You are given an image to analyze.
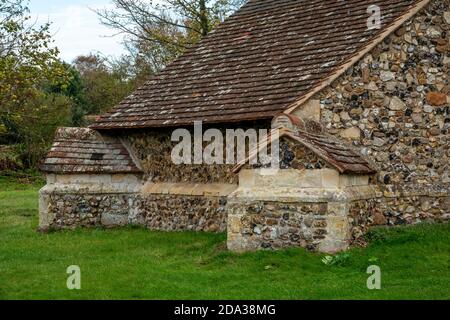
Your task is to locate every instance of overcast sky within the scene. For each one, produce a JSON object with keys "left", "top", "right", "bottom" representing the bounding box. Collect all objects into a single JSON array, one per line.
[{"left": 29, "top": 0, "right": 126, "bottom": 63}]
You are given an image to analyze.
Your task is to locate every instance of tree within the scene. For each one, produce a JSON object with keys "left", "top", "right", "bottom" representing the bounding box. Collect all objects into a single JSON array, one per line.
[
  {"left": 0, "top": 0, "right": 72, "bottom": 166},
  {"left": 72, "top": 54, "right": 136, "bottom": 117},
  {"left": 96, "top": 0, "right": 245, "bottom": 73},
  {"left": 45, "top": 62, "right": 87, "bottom": 126}
]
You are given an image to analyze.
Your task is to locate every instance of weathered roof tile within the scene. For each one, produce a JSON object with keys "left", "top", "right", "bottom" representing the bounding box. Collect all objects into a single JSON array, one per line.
[
  {"left": 91, "top": 0, "right": 424, "bottom": 129},
  {"left": 233, "top": 114, "right": 377, "bottom": 175},
  {"left": 39, "top": 128, "right": 142, "bottom": 174}
]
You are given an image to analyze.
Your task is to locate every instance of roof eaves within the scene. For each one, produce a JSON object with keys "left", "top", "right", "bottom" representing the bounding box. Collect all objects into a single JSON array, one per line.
[{"left": 232, "top": 127, "right": 377, "bottom": 175}]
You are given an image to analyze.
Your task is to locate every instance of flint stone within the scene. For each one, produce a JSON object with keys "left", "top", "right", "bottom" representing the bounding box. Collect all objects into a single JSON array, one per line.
[{"left": 389, "top": 96, "right": 406, "bottom": 111}]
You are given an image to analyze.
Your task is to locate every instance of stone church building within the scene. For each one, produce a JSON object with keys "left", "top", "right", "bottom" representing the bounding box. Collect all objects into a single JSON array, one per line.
[{"left": 39, "top": 0, "right": 449, "bottom": 253}]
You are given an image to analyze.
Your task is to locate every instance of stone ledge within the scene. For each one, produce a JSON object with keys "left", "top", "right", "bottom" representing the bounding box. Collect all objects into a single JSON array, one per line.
[
  {"left": 228, "top": 185, "right": 377, "bottom": 203},
  {"left": 142, "top": 183, "right": 237, "bottom": 197},
  {"left": 39, "top": 183, "right": 141, "bottom": 195},
  {"left": 378, "top": 184, "right": 450, "bottom": 198},
  {"left": 239, "top": 169, "right": 372, "bottom": 190},
  {"left": 47, "top": 173, "right": 141, "bottom": 185}
]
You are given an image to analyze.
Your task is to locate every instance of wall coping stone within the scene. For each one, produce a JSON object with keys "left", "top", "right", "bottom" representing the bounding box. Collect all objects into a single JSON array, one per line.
[
  {"left": 142, "top": 182, "right": 238, "bottom": 197},
  {"left": 378, "top": 184, "right": 450, "bottom": 198},
  {"left": 228, "top": 185, "right": 377, "bottom": 203},
  {"left": 40, "top": 183, "right": 141, "bottom": 195}
]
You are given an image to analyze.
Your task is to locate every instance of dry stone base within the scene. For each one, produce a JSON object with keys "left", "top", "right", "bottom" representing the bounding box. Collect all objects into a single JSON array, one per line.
[
  {"left": 39, "top": 191, "right": 227, "bottom": 233},
  {"left": 227, "top": 201, "right": 330, "bottom": 252},
  {"left": 376, "top": 184, "right": 450, "bottom": 225},
  {"left": 39, "top": 171, "right": 448, "bottom": 253},
  {"left": 39, "top": 182, "right": 448, "bottom": 253},
  {"left": 138, "top": 195, "right": 227, "bottom": 232},
  {"left": 227, "top": 198, "right": 372, "bottom": 254}
]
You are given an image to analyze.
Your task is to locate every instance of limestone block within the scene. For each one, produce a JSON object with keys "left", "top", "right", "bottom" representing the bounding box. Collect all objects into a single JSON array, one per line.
[
  {"left": 227, "top": 232, "right": 260, "bottom": 252},
  {"left": 101, "top": 212, "right": 130, "bottom": 227},
  {"left": 227, "top": 233, "right": 246, "bottom": 252},
  {"left": 339, "top": 127, "right": 361, "bottom": 140},
  {"left": 38, "top": 190, "right": 56, "bottom": 230},
  {"left": 190, "top": 184, "right": 204, "bottom": 196},
  {"left": 143, "top": 182, "right": 237, "bottom": 196},
  {"left": 143, "top": 182, "right": 172, "bottom": 194},
  {"left": 46, "top": 174, "right": 56, "bottom": 184},
  {"left": 169, "top": 183, "right": 194, "bottom": 195},
  {"left": 55, "top": 174, "right": 112, "bottom": 185},
  {"left": 111, "top": 174, "right": 139, "bottom": 184},
  {"left": 340, "top": 175, "right": 370, "bottom": 187},
  {"left": 327, "top": 202, "right": 348, "bottom": 216},
  {"left": 240, "top": 168, "right": 341, "bottom": 189},
  {"left": 228, "top": 215, "right": 243, "bottom": 234},
  {"left": 318, "top": 239, "right": 349, "bottom": 254},
  {"left": 293, "top": 99, "right": 321, "bottom": 122},
  {"left": 203, "top": 184, "right": 238, "bottom": 197},
  {"left": 239, "top": 170, "right": 256, "bottom": 188},
  {"left": 321, "top": 169, "right": 340, "bottom": 188},
  {"left": 318, "top": 216, "right": 351, "bottom": 253}
]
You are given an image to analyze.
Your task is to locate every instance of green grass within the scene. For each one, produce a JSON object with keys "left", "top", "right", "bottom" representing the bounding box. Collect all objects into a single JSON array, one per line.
[
  {"left": 0, "top": 175, "right": 449, "bottom": 300},
  {"left": 0, "top": 171, "right": 45, "bottom": 191}
]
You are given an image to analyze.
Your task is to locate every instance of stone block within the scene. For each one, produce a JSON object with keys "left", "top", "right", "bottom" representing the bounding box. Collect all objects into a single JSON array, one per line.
[
  {"left": 321, "top": 169, "right": 340, "bottom": 188},
  {"left": 327, "top": 202, "right": 348, "bottom": 216},
  {"left": 242, "top": 168, "right": 337, "bottom": 189},
  {"left": 339, "top": 127, "right": 361, "bottom": 140},
  {"left": 293, "top": 99, "right": 321, "bottom": 122},
  {"left": 38, "top": 191, "right": 56, "bottom": 230},
  {"left": 426, "top": 92, "right": 447, "bottom": 106},
  {"left": 340, "top": 175, "right": 370, "bottom": 187},
  {"left": 317, "top": 215, "right": 351, "bottom": 253},
  {"left": 46, "top": 174, "right": 56, "bottom": 184},
  {"left": 55, "top": 174, "right": 113, "bottom": 185},
  {"left": 169, "top": 183, "right": 194, "bottom": 195},
  {"left": 203, "top": 184, "right": 238, "bottom": 197},
  {"left": 101, "top": 212, "right": 129, "bottom": 227},
  {"left": 227, "top": 233, "right": 247, "bottom": 252},
  {"left": 111, "top": 174, "right": 139, "bottom": 184},
  {"left": 318, "top": 239, "right": 349, "bottom": 254},
  {"left": 239, "top": 170, "right": 256, "bottom": 188}
]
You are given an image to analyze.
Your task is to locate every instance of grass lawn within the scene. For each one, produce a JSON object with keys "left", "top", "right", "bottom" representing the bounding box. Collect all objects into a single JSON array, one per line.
[{"left": 0, "top": 175, "right": 449, "bottom": 300}]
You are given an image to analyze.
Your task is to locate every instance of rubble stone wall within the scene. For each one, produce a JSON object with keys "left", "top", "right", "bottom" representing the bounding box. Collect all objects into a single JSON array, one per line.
[
  {"left": 227, "top": 200, "right": 329, "bottom": 252},
  {"left": 40, "top": 191, "right": 228, "bottom": 232},
  {"left": 124, "top": 121, "right": 270, "bottom": 184},
  {"left": 39, "top": 174, "right": 229, "bottom": 232},
  {"left": 226, "top": 169, "right": 377, "bottom": 253},
  {"left": 307, "top": 0, "right": 450, "bottom": 223}
]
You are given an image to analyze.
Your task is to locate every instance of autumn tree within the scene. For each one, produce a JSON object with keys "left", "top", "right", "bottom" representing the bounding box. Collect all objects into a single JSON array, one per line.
[
  {"left": 0, "top": 0, "right": 72, "bottom": 166},
  {"left": 72, "top": 54, "right": 136, "bottom": 118},
  {"left": 96, "top": 0, "right": 245, "bottom": 73}
]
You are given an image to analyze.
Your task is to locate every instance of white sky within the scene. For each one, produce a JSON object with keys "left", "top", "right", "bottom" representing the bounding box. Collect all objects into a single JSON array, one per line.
[{"left": 29, "top": 0, "right": 127, "bottom": 63}]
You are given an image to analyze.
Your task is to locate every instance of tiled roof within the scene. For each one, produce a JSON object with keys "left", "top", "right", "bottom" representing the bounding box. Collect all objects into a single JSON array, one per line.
[
  {"left": 39, "top": 128, "right": 142, "bottom": 174},
  {"left": 91, "top": 0, "right": 425, "bottom": 130},
  {"left": 233, "top": 115, "right": 377, "bottom": 175},
  {"left": 283, "top": 130, "right": 377, "bottom": 175}
]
